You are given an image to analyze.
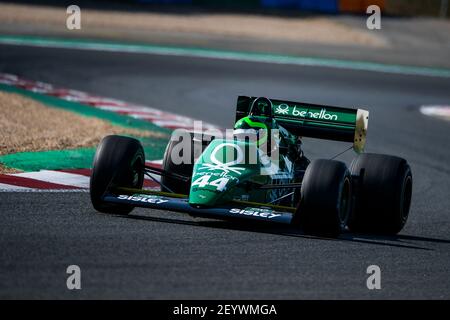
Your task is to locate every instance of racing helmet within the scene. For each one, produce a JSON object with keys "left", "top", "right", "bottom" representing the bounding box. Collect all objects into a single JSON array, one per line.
[
  {"left": 233, "top": 115, "right": 269, "bottom": 147},
  {"left": 249, "top": 97, "right": 273, "bottom": 118}
]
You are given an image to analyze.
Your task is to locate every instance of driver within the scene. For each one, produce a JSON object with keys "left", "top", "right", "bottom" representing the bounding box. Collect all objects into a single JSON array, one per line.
[
  {"left": 233, "top": 97, "right": 309, "bottom": 170},
  {"left": 233, "top": 97, "right": 278, "bottom": 150},
  {"left": 233, "top": 114, "right": 274, "bottom": 150}
]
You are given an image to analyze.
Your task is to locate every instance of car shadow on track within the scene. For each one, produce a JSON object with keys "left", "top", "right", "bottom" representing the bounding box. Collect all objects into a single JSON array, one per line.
[{"left": 117, "top": 213, "right": 448, "bottom": 251}]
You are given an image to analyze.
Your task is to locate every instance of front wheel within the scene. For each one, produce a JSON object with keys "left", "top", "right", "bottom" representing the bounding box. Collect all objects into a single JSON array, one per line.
[
  {"left": 90, "top": 135, "right": 145, "bottom": 214},
  {"left": 293, "top": 159, "right": 352, "bottom": 238}
]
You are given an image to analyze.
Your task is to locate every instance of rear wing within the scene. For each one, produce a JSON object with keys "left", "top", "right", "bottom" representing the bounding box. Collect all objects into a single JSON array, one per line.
[{"left": 235, "top": 96, "right": 369, "bottom": 153}]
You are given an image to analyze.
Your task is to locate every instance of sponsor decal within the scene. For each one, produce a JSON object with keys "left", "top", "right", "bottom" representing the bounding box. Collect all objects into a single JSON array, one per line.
[
  {"left": 200, "top": 143, "right": 246, "bottom": 175},
  {"left": 191, "top": 175, "right": 230, "bottom": 191},
  {"left": 274, "top": 104, "right": 338, "bottom": 121},
  {"left": 117, "top": 194, "right": 168, "bottom": 204},
  {"left": 229, "top": 208, "right": 281, "bottom": 219},
  {"left": 275, "top": 104, "right": 290, "bottom": 115}
]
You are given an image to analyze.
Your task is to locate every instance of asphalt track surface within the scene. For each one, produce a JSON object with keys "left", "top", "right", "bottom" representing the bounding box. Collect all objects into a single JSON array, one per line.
[{"left": 1, "top": 44, "right": 450, "bottom": 299}]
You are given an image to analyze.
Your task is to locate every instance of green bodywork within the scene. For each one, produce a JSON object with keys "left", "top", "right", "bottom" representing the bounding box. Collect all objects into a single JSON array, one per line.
[
  {"left": 188, "top": 127, "right": 299, "bottom": 207},
  {"left": 189, "top": 139, "right": 267, "bottom": 206}
]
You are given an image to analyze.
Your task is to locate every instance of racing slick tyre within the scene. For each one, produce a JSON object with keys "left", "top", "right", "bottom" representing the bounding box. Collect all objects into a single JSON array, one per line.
[
  {"left": 348, "top": 153, "right": 412, "bottom": 234},
  {"left": 90, "top": 135, "right": 145, "bottom": 215},
  {"left": 294, "top": 159, "right": 352, "bottom": 238},
  {"left": 161, "top": 132, "right": 201, "bottom": 195}
]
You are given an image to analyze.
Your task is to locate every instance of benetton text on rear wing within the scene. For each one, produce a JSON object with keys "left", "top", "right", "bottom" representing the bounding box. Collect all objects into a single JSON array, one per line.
[{"left": 235, "top": 96, "right": 369, "bottom": 153}]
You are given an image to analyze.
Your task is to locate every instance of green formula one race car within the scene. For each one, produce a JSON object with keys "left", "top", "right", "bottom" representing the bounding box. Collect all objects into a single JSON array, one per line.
[{"left": 89, "top": 96, "right": 413, "bottom": 237}]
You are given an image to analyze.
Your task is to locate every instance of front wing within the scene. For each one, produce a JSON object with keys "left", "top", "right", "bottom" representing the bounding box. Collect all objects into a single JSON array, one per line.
[{"left": 103, "top": 188, "right": 294, "bottom": 225}]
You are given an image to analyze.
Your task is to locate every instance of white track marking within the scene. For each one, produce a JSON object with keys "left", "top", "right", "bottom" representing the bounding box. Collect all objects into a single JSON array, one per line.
[
  {"left": 0, "top": 189, "right": 88, "bottom": 193},
  {"left": 11, "top": 170, "right": 89, "bottom": 188},
  {"left": 420, "top": 105, "right": 450, "bottom": 120},
  {"left": 145, "top": 160, "right": 163, "bottom": 182},
  {"left": 0, "top": 159, "right": 165, "bottom": 191},
  {"left": 0, "top": 183, "right": 31, "bottom": 190},
  {"left": 146, "top": 159, "right": 163, "bottom": 166},
  {"left": 1, "top": 36, "right": 450, "bottom": 78},
  {"left": 145, "top": 174, "right": 161, "bottom": 182}
]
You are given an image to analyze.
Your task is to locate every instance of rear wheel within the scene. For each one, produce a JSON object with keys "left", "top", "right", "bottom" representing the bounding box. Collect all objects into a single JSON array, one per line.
[
  {"left": 90, "top": 135, "right": 145, "bottom": 214},
  {"left": 293, "top": 159, "right": 352, "bottom": 238},
  {"left": 349, "top": 153, "right": 412, "bottom": 234}
]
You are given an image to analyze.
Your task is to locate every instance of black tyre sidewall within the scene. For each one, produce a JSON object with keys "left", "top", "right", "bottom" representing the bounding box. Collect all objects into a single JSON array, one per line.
[
  {"left": 349, "top": 153, "right": 413, "bottom": 234},
  {"left": 90, "top": 135, "right": 145, "bottom": 214},
  {"left": 295, "top": 159, "right": 352, "bottom": 237}
]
